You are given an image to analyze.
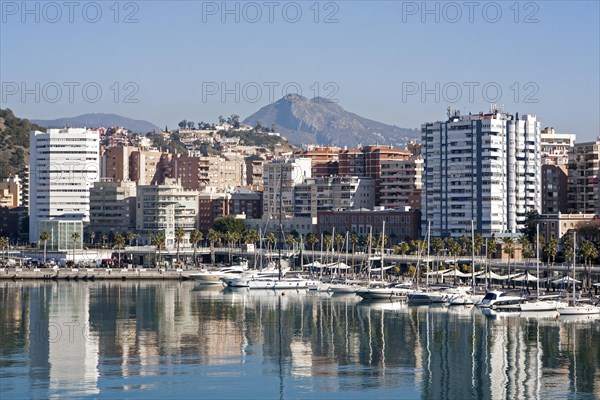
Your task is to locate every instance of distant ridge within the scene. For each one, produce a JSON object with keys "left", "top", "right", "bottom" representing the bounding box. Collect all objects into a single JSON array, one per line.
[
  {"left": 243, "top": 94, "right": 419, "bottom": 148},
  {"left": 31, "top": 113, "right": 160, "bottom": 133}
]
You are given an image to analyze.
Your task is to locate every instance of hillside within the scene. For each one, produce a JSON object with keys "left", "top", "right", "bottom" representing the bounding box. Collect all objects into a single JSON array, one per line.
[
  {"left": 31, "top": 113, "right": 160, "bottom": 133},
  {"left": 243, "top": 94, "right": 419, "bottom": 148},
  {"left": 0, "top": 109, "right": 45, "bottom": 179}
]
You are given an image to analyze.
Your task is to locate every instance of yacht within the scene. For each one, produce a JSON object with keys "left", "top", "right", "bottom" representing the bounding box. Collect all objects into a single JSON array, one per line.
[
  {"left": 478, "top": 291, "right": 524, "bottom": 310},
  {"left": 190, "top": 260, "right": 249, "bottom": 284},
  {"left": 520, "top": 296, "right": 563, "bottom": 312},
  {"left": 557, "top": 302, "right": 600, "bottom": 316},
  {"left": 355, "top": 283, "right": 414, "bottom": 301}
]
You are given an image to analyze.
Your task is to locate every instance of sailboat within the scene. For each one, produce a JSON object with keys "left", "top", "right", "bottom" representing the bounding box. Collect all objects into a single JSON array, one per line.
[
  {"left": 356, "top": 221, "right": 414, "bottom": 300},
  {"left": 520, "top": 224, "right": 561, "bottom": 312},
  {"left": 557, "top": 231, "right": 600, "bottom": 316}
]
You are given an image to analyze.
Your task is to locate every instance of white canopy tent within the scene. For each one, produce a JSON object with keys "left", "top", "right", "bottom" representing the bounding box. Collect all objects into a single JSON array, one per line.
[
  {"left": 512, "top": 273, "right": 539, "bottom": 282},
  {"left": 552, "top": 276, "right": 581, "bottom": 285}
]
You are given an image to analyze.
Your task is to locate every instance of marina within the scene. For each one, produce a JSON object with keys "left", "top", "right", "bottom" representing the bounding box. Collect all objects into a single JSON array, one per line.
[{"left": 1, "top": 280, "right": 599, "bottom": 399}]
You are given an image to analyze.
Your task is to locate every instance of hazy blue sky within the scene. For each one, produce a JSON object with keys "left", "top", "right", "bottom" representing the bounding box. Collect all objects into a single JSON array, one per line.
[{"left": 1, "top": 1, "right": 598, "bottom": 140}]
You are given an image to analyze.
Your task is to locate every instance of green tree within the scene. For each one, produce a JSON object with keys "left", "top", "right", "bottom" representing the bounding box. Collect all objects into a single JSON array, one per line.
[
  {"left": 520, "top": 209, "right": 541, "bottom": 243},
  {"left": 189, "top": 229, "right": 203, "bottom": 268},
  {"left": 307, "top": 233, "right": 319, "bottom": 255},
  {"left": 349, "top": 232, "right": 358, "bottom": 253},
  {"left": 101, "top": 233, "right": 108, "bottom": 248},
  {"left": 174, "top": 227, "right": 186, "bottom": 268},
  {"left": 580, "top": 240, "right": 598, "bottom": 290},
  {"left": 206, "top": 229, "right": 221, "bottom": 266},
  {"left": 473, "top": 233, "right": 484, "bottom": 256},
  {"left": 151, "top": 232, "right": 165, "bottom": 268},
  {"left": 395, "top": 242, "right": 410, "bottom": 256},
  {"left": 543, "top": 236, "right": 558, "bottom": 288},
  {"left": 334, "top": 233, "right": 345, "bottom": 252},
  {"left": 518, "top": 235, "right": 534, "bottom": 261},
  {"left": 503, "top": 237, "right": 515, "bottom": 280},
  {"left": 0, "top": 237, "right": 8, "bottom": 261},
  {"left": 89, "top": 231, "right": 96, "bottom": 248},
  {"left": 265, "top": 232, "right": 277, "bottom": 252},
  {"left": 126, "top": 232, "right": 135, "bottom": 246},
  {"left": 214, "top": 217, "right": 246, "bottom": 235},
  {"left": 562, "top": 234, "right": 574, "bottom": 262},
  {"left": 71, "top": 232, "right": 81, "bottom": 268},
  {"left": 458, "top": 235, "right": 471, "bottom": 256},
  {"left": 285, "top": 234, "right": 297, "bottom": 249},
  {"left": 39, "top": 231, "right": 50, "bottom": 265},
  {"left": 113, "top": 233, "right": 126, "bottom": 268}
]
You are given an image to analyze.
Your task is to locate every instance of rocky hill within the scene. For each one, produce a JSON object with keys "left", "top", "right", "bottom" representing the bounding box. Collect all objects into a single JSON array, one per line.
[{"left": 243, "top": 94, "right": 419, "bottom": 148}]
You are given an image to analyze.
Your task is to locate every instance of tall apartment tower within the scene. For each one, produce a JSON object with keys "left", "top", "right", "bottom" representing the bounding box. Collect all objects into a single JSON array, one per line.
[
  {"left": 29, "top": 128, "right": 100, "bottom": 248},
  {"left": 421, "top": 110, "right": 541, "bottom": 238},
  {"left": 567, "top": 137, "right": 600, "bottom": 214},
  {"left": 263, "top": 158, "right": 312, "bottom": 220}
]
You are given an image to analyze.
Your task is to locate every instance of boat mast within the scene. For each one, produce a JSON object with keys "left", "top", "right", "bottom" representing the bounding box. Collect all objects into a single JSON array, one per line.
[
  {"left": 380, "top": 221, "right": 386, "bottom": 282},
  {"left": 572, "top": 231, "right": 576, "bottom": 305},
  {"left": 367, "top": 225, "right": 373, "bottom": 284},
  {"left": 426, "top": 221, "right": 431, "bottom": 289},
  {"left": 471, "top": 220, "right": 475, "bottom": 294},
  {"left": 536, "top": 224, "right": 540, "bottom": 298},
  {"left": 278, "top": 163, "right": 283, "bottom": 281}
]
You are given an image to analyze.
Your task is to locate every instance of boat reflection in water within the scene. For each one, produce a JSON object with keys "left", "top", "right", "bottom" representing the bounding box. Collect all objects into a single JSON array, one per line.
[{"left": 1, "top": 281, "right": 599, "bottom": 399}]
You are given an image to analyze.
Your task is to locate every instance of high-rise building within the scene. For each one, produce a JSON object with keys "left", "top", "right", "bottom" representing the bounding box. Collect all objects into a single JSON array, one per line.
[
  {"left": 294, "top": 176, "right": 375, "bottom": 218},
  {"left": 542, "top": 164, "right": 569, "bottom": 214},
  {"left": 29, "top": 128, "right": 100, "bottom": 248},
  {"left": 89, "top": 180, "right": 137, "bottom": 235},
  {"left": 263, "top": 158, "right": 312, "bottom": 220},
  {"left": 339, "top": 145, "right": 411, "bottom": 205},
  {"left": 540, "top": 128, "right": 575, "bottom": 165},
  {"left": 380, "top": 156, "right": 423, "bottom": 210},
  {"left": 299, "top": 147, "right": 340, "bottom": 177},
  {"left": 173, "top": 155, "right": 244, "bottom": 191},
  {"left": 136, "top": 179, "right": 198, "bottom": 247},
  {"left": 567, "top": 137, "right": 600, "bottom": 214},
  {"left": 421, "top": 110, "right": 541, "bottom": 237}
]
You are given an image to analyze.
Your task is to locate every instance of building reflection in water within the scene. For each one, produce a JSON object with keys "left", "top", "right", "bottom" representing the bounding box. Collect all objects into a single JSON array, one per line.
[{"left": 0, "top": 281, "right": 599, "bottom": 399}]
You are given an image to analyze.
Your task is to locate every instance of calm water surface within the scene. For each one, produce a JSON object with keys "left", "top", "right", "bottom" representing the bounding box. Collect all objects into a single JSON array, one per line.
[{"left": 1, "top": 281, "right": 599, "bottom": 399}]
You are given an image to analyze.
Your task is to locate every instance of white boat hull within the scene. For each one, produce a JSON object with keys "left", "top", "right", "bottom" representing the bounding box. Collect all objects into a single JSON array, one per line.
[
  {"left": 557, "top": 305, "right": 600, "bottom": 315},
  {"left": 520, "top": 300, "right": 560, "bottom": 312}
]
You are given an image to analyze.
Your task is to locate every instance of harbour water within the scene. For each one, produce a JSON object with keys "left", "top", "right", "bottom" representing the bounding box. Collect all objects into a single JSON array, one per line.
[{"left": 1, "top": 281, "right": 599, "bottom": 399}]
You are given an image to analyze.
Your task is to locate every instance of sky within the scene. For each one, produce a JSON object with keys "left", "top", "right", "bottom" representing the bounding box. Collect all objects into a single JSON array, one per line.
[{"left": 1, "top": 0, "right": 599, "bottom": 141}]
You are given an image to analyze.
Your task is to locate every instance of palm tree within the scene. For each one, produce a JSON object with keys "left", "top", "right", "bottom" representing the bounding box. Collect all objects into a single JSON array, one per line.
[
  {"left": 265, "top": 232, "right": 277, "bottom": 252},
  {"left": 189, "top": 229, "right": 203, "bottom": 268},
  {"left": 285, "top": 233, "right": 297, "bottom": 250},
  {"left": 307, "top": 233, "right": 319, "bottom": 255},
  {"left": 580, "top": 240, "right": 598, "bottom": 291},
  {"left": 174, "top": 227, "right": 186, "bottom": 268},
  {"left": 0, "top": 236, "right": 8, "bottom": 262},
  {"left": 562, "top": 234, "right": 574, "bottom": 262},
  {"left": 151, "top": 232, "right": 165, "bottom": 268},
  {"left": 543, "top": 236, "right": 558, "bottom": 288},
  {"left": 206, "top": 229, "right": 220, "bottom": 266},
  {"left": 502, "top": 237, "right": 515, "bottom": 284},
  {"left": 39, "top": 231, "right": 50, "bottom": 266},
  {"left": 101, "top": 233, "right": 108, "bottom": 248},
  {"left": 225, "top": 231, "right": 240, "bottom": 263},
  {"left": 473, "top": 233, "right": 484, "bottom": 256},
  {"left": 518, "top": 235, "right": 534, "bottom": 265},
  {"left": 89, "top": 231, "right": 96, "bottom": 248},
  {"left": 71, "top": 232, "right": 81, "bottom": 268},
  {"left": 126, "top": 232, "right": 135, "bottom": 247},
  {"left": 113, "top": 232, "right": 126, "bottom": 268},
  {"left": 334, "top": 233, "right": 345, "bottom": 253},
  {"left": 458, "top": 235, "right": 471, "bottom": 256},
  {"left": 349, "top": 232, "right": 358, "bottom": 253}
]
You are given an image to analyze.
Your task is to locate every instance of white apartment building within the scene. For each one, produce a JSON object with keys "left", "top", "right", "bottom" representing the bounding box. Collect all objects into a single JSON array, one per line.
[
  {"left": 263, "top": 158, "right": 311, "bottom": 220},
  {"left": 136, "top": 179, "right": 198, "bottom": 247},
  {"left": 294, "top": 176, "right": 375, "bottom": 218},
  {"left": 540, "top": 128, "right": 575, "bottom": 165},
  {"left": 421, "top": 110, "right": 541, "bottom": 238},
  {"left": 29, "top": 128, "right": 100, "bottom": 249}
]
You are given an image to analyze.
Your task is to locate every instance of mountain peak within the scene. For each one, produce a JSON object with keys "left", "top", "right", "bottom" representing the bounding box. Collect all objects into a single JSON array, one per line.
[{"left": 244, "top": 97, "right": 418, "bottom": 147}]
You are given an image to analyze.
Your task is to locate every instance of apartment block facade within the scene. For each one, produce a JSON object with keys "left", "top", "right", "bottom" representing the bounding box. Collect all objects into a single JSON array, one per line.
[
  {"left": 567, "top": 137, "right": 600, "bottom": 214},
  {"left": 29, "top": 128, "right": 100, "bottom": 248},
  {"left": 421, "top": 111, "right": 541, "bottom": 237}
]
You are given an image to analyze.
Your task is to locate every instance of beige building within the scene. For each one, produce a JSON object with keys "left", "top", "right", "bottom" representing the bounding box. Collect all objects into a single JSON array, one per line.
[
  {"left": 567, "top": 137, "right": 600, "bottom": 213},
  {"left": 263, "top": 158, "right": 312, "bottom": 220},
  {"left": 89, "top": 180, "right": 137, "bottom": 234},
  {"left": 136, "top": 179, "right": 198, "bottom": 248},
  {"left": 0, "top": 175, "right": 22, "bottom": 208},
  {"left": 538, "top": 213, "right": 598, "bottom": 241},
  {"left": 380, "top": 157, "right": 423, "bottom": 210},
  {"left": 102, "top": 146, "right": 169, "bottom": 185},
  {"left": 173, "top": 155, "right": 244, "bottom": 191},
  {"left": 294, "top": 176, "right": 375, "bottom": 218},
  {"left": 541, "top": 127, "right": 575, "bottom": 165}
]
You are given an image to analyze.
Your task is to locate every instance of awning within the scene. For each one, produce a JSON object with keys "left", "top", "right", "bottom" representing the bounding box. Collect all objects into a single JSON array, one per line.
[
  {"left": 552, "top": 276, "right": 581, "bottom": 285},
  {"left": 512, "top": 273, "right": 539, "bottom": 282}
]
